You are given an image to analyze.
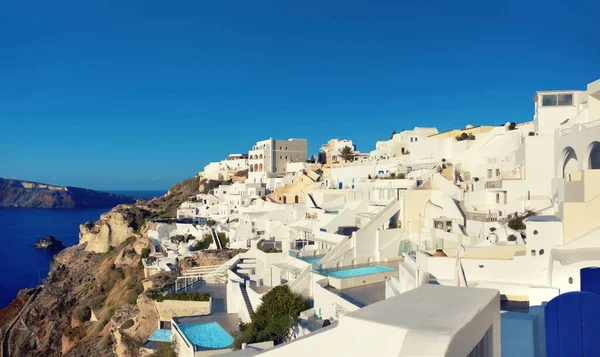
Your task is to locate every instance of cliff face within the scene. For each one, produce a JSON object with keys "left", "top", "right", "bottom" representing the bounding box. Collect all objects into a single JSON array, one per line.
[
  {"left": 0, "top": 177, "right": 137, "bottom": 209},
  {"left": 0, "top": 175, "right": 217, "bottom": 357},
  {"left": 0, "top": 175, "right": 230, "bottom": 357}
]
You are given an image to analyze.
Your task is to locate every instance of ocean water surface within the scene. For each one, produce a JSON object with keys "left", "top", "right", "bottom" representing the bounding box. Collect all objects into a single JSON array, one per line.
[{"left": 0, "top": 190, "right": 165, "bottom": 308}]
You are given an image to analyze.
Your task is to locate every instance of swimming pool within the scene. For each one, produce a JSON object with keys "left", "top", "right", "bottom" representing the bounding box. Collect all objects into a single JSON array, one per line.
[
  {"left": 302, "top": 257, "right": 322, "bottom": 264},
  {"left": 320, "top": 265, "right": 395, "bottom": 279},
  {"left": 149, "top": 329, "right": 172, "bottom": 342},
  {"left": 178, "top": 322, "right": 234, "bottom": 349}
]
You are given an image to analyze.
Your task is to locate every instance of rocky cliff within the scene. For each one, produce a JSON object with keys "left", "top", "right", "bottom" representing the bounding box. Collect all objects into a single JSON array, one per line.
[
  {"left": 0, "top": 177, "right": 137, "bottom": 209},
  {"left": 0, "top": 175, "right": 222, "bottom": 357}
]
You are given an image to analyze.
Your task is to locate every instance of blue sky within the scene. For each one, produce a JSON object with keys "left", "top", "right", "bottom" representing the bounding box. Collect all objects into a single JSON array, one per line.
[{"left": 1, "top": 0, "right": 598, "bottom": 190}]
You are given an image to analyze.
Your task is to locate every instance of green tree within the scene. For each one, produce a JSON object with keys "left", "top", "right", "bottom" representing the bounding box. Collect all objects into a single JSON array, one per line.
[
  {"left": 233, "top": 285, "right": 311, "bottom": 348},
  {"left": 339, "top": 145, "right": 354, "bottom": 162}
]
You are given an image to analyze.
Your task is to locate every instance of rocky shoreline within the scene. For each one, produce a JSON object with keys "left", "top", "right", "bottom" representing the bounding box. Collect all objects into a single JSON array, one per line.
[
  {"left": 0, "top": 175, "right": 220, "bottom": 357},
  {"left": 32, "top": 236, "right": 65, "bottom": 251}
]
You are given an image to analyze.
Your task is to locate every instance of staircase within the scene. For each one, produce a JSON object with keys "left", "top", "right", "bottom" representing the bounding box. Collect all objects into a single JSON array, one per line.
[
  {"left": 234, "top": 257, "right": 257, "bottom": 278},
  {"left": 307, "top": 193, "right": 320, "bottom": 209},
  {"left": 359, "top": 199, "right": 401, "bottom": 233},
  {"left": 239, "top": 283, "right": 254, "bottom": 318},
  {"left": 212, "top": 228, "right": 222, "bottom": 250}
]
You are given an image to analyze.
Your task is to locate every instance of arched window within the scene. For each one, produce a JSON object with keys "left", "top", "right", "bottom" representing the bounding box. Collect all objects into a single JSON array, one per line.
[
  {"left": 259, "top": 154, "right": 263, "bottom": 159},
  {"left": 249, "top": 165, "right": 254, "bottom": 172},
  {"left": 295, "top": 195, "right": 299, "bottom": 203},
  {"left": 254, "top": 164, "right": 258, "bottom": 171},
  {"left": 415, "top": 137, "right": 418, "bottom": 142},
  {"left": 283, "top": 196, "right": 287, "bottom": 204},
  {"left": 410, "top": 137, "right": 413, "bottom": 142},
  {"left": 259, "top": 163, "right": 263, "bottom": 171}
]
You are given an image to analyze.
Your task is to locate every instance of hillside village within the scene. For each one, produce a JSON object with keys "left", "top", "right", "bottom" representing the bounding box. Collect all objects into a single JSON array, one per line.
[
  {"left": 123, "top": 77, "right": 600, "bottom": 357},
  {"left": 5, "top": 78, "right": 599, "bottom": 357}
]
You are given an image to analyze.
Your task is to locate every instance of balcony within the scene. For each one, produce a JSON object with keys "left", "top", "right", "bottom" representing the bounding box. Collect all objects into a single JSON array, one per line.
[{"left": 485, "top": 181, "right": 502, "bottom": 189}]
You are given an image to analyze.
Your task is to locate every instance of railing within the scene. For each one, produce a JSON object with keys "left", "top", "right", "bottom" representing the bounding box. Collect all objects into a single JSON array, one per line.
[
  {"left": 485, "top": 181, "right": 502, "bottom": 189},
  {"left": 288, "top": 266, "right": 312, "bottom": 294},
  {"left": 581, "top": 119, "right": 600, "bottom": 130},
  {"left": 466, "top": 211, "right": 499, "bottom": 222},
  {"left": 560, "top": 127, "right": 572, "bottom": 136}
]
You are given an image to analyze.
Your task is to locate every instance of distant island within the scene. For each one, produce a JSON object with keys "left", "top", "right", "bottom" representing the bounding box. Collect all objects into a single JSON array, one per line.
[{"left": 0, "top": 177, "right": 137, "bottom": 209}]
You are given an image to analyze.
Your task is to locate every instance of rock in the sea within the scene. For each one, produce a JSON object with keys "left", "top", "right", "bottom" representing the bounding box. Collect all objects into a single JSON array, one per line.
[{"left": 32, "top": 235, "right": 65, "bottom": 251}]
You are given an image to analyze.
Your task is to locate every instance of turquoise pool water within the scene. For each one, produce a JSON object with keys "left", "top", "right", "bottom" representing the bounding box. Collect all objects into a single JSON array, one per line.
[
  {"left": 320, "top": 265, "right": 395, "bottom": 279},
  {"left": 178, "top": 322, "right": 233, "bottom": 349},
  {"left": 149, "top": 329, "right": 172, "bottom": 342},
  {"left": 303, "top": 257, "right": 322, "bottom": 264}
]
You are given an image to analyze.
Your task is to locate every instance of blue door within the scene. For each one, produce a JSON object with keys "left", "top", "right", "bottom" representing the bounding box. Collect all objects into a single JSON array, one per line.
[
  {"left": 338, "top": 182, "right": 343, "bottom": 189},
  {"left": 581, "top": 267, "right": 600, "bottom": 296},
  {"left": 545, "top": 291, "right": 600, "bottom": 356}
]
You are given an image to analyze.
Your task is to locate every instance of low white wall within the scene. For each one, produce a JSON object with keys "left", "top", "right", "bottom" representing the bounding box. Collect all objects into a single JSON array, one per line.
[
  {"left": 312, "top": 278, "right": 359, "bottom": 321},
  {"left": 247, "top": 285, "right": 264, "bottom": 311},
  {"left": 156, "top": 299, "right": 211, "bottom": 320}
]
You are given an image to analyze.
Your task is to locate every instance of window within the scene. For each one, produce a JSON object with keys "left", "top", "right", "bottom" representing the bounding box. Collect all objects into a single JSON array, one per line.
[
  {"left": 539, "top": 249, "right": 545, "bottom": 255},
  {"left": 285, "top": 156, "right": 288, "bottom": 159},
  {"left": 286, "top": 146, "right": 288, "bottom": 150},
  {"left": 542, "top": 93, "right": 573, "bottom": 107},
  {"left": 415, "top": 138, "right": 418, "bottom": 142},
  {"left": 495, "top": 169, "right": 500, "bottom": 177},
  {"left": 487, "top": 169, "right": 492, "bottom": 179},
  {"left": 410, "top": 137, "right": 413, "bottom": 142}
]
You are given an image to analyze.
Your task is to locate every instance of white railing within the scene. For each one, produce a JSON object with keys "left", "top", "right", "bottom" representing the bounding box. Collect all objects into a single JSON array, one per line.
[
  {"left": 559, "top": 127, "right": 572, "bottom": 136},
  {"left": 288, "top": 266, "right": 312, "bottom": 294},
  {"left": 581, "top": 119, "right": 600, "bottom": 131}
]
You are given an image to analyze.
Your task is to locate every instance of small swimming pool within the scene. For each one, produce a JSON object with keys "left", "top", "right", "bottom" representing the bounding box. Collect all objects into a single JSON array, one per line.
[
  {"left": 320, "top": 265, "right": 395, "bottom": 279},
  {"left": 149, "top": 329, "right": 172, "bottom": 342},
  {"left": 302, "top": 257, "right": 322, "bottom": 264},
  {"left": 178, "top": 322, "right": 233, "bottom": 349}
]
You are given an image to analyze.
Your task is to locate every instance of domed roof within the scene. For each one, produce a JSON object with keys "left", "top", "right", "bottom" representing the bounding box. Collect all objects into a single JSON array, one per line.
[
  {"left": 432, "top": 249, "right": 447, "bottom": 257},
  {"left": 465, "top": 124, "right": 474, "bottom": 129}
]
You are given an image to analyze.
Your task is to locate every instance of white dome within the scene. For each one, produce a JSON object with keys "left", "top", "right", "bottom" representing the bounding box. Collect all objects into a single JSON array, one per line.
[{"left": 465, "top": 124, "right": 474, "bottom": 129}]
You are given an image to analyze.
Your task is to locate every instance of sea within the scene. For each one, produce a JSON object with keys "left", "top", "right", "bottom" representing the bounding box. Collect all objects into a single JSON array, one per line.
[{"left": 0, "top": 190, "right": 165, "bottom": 308}]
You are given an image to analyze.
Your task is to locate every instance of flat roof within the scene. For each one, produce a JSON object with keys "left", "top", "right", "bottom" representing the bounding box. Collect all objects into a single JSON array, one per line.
[{"left": 346, "top": 285, "right": 498, "bottom": 333}]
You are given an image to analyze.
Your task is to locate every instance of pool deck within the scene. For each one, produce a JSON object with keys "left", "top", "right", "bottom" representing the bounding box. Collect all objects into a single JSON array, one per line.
[
  {"left": 325, "top": 281, "right": 386, "bottom": 308},
  {"left": 173, "top": 281, "right": 241, "bottom": 335},
  {"left": 180, "top": 282, "right": 227, "bottom": 313}
]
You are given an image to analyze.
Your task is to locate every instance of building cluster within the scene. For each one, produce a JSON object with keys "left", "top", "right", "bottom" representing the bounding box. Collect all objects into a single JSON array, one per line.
[{"left": 142, "top": 78, "right": 600, "bottom": 357}]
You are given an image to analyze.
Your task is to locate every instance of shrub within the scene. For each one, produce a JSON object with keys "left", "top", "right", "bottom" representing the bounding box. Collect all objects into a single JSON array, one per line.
[
  {"left": 190, "top": 235, "right": 213, "bottom": 251},
  {"left": 397, "top": 172, "right": 406, "bottom": 179},
  {"left": 152, "top": 292, "right": 210, "bottom": 303},
  {"left": 489, "top": 227, "right": 496, "bottom": 232},
  {"left": 206, "top": 219, "right": 217, "bottom": 227},
  {"left": 217, "top": 232, "right": 229, "bottom": 248},
  {"left": 145, "top": 256, "right": 158, "bottom": 265},
  {"left": 507, "top": 234, "right": 517, "bottom": 242},
  {"left": 390, "top": 172, "right": 396, "bottom": 179},
  {"left": 508, "top": 220, "right": 526, "bottom": 230},
  {"left": 233, "top": 285, "right": 311, "bottom": 349},
  {"left": 148, "top": 342, "right": 177, "bottom": 357},
  {"left": 456, "top": 133, "right": 476, "bottom": 141},
  {"left": 141, "top": 248, "right": 151, "bottom": 259},
  {"left": 508, "top": 122, "right": 517, "bottom": 130}
]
